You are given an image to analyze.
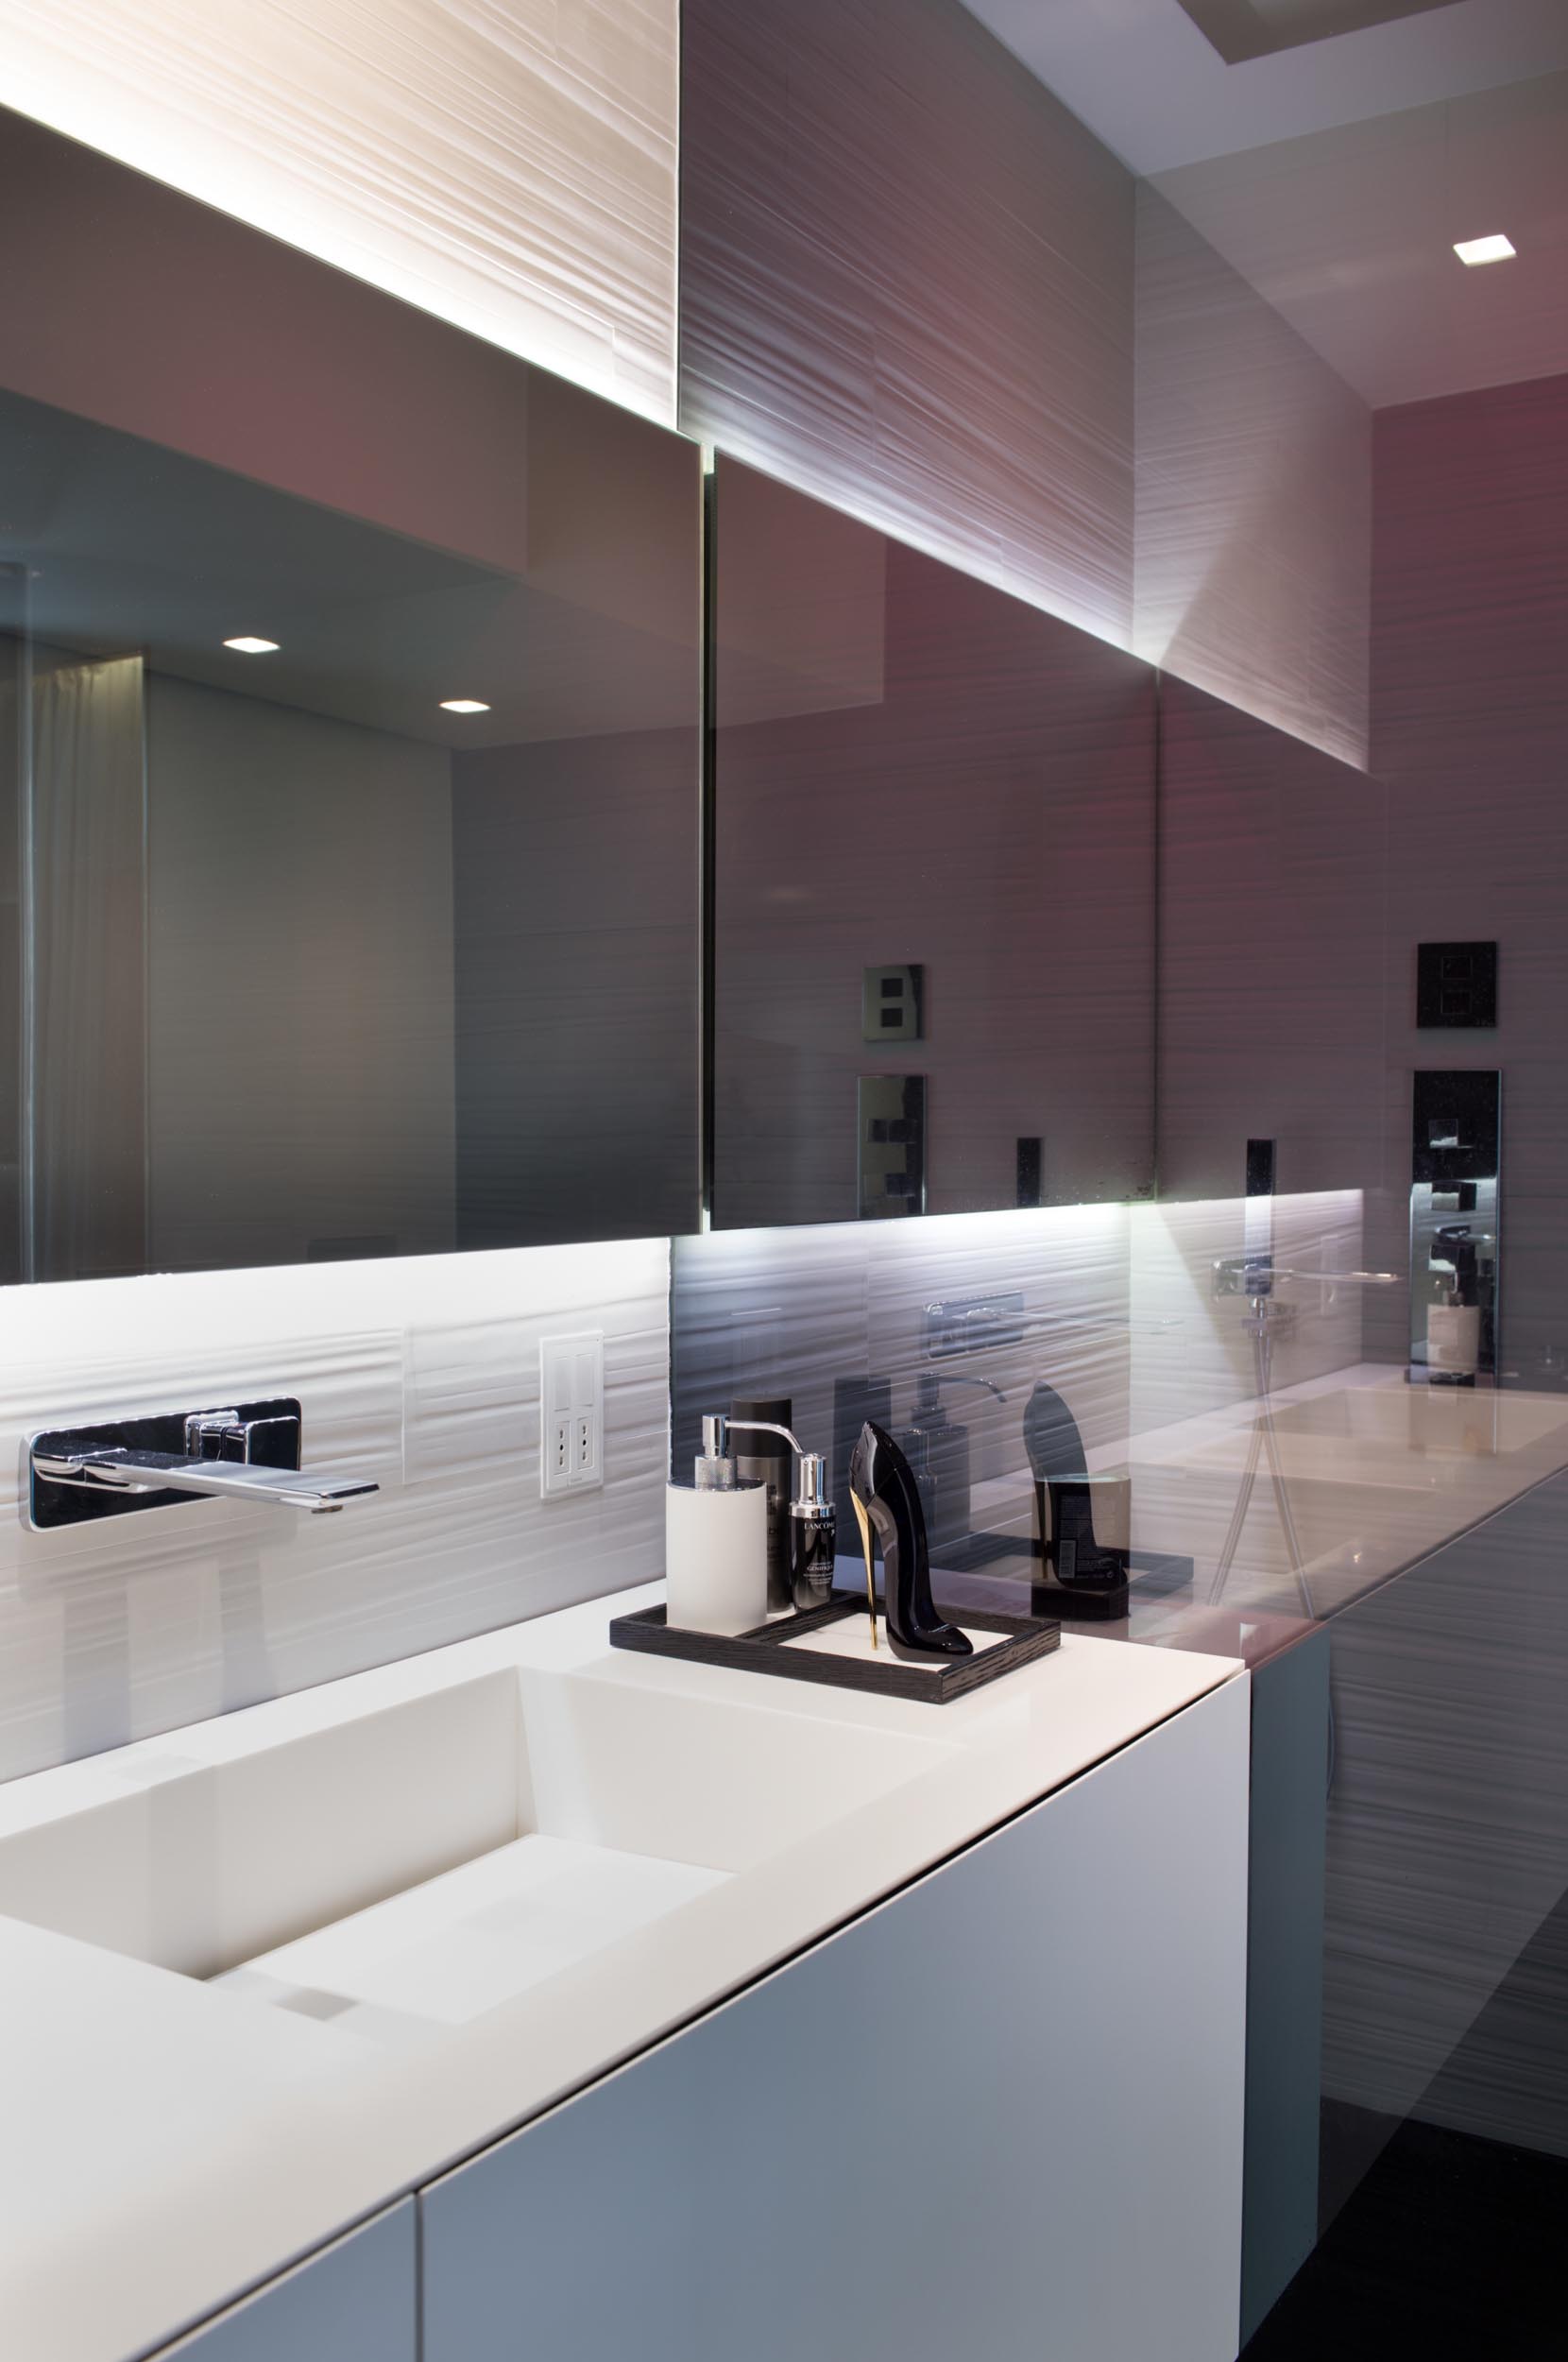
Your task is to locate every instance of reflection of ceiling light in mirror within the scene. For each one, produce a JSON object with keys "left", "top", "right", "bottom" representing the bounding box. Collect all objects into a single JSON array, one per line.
[
  {"left": 223, "top": 635, "right": 281, "bottom": 653},
  {"left": 1454, "top": 235, "right": 1516, "bottom": 266},
  {"left": 440, "top": 698, "right": 491, "bottom": 713}
]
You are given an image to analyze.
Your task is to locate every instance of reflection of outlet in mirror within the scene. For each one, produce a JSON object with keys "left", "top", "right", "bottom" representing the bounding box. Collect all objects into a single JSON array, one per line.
[
  {"left": 540, "top": 1332, "right": 604, "bottom": 1499},
  {"left": 861, "top": 964, "right": 924, "bottom": 1042}
]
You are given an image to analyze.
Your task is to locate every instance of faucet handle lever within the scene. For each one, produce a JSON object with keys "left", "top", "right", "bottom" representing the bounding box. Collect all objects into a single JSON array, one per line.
[{"left": 185, "top": 1408, "right": 302, "bottom": 1469}]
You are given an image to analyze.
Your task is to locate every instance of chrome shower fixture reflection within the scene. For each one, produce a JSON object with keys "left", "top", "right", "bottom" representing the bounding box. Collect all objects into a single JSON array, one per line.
[{"left": 1206, "top": 1258, "right": 1400, "bottom": 1617}]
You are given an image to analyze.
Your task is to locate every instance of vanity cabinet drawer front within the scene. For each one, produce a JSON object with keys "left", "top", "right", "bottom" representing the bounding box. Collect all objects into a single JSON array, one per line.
[
  {"left": 155, "top": 2199, "right": 416, "bottom": 2362},
  {"left": 419, "top": 1677, "right": 1249, "bottom": 2362}
]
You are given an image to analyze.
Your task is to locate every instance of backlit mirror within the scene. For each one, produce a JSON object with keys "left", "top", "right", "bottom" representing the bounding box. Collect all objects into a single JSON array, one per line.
[
  {"left": 0, "top": 111, "right": 702, "bottom": 1278},
  {"left": 707, "top": 455, "right": 1158, "bottom": 1227}
]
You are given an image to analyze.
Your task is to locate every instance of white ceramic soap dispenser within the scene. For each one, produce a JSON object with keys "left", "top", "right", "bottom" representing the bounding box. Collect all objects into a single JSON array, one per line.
[{"left": 664, "top": 1416, "right": 769, "bottom": 1634}]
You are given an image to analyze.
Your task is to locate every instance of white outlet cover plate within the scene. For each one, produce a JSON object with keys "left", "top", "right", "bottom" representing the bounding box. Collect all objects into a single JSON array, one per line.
[{"left": 539, "top": 1332, "right": 604, "bottom": 1499}]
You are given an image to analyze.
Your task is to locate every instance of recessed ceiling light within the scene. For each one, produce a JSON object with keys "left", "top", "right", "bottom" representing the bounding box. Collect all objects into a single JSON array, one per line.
[
  {"left": 223, "top": 635, "right": 281, "bottom": 654},
  {"left": 440, "top": 698, "right": 491, "bottom": 714},
  {"left": 1454, "top": 234, "right": 1516, "bottom": 267}
]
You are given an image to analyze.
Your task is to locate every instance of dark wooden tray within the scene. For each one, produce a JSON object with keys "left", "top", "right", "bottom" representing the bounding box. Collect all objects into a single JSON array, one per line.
[{"left": 608, "top": 1589, "right": 1060, "bottom": 1705}]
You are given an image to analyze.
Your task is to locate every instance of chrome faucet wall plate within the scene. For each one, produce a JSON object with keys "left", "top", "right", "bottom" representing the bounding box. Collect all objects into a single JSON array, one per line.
[{"left": 26, "top": 1398, "right": 379, "bottom": 1530}]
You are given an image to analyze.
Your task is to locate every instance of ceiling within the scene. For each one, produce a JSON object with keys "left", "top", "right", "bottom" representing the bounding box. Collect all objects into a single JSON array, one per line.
[
  {"left": 1175, "top": 0, "right": 1476, "bottom": 70},
  {"left": 960, "top": 0, "right": 1568, "bottom": 174},
  {"left": 0, "top": 388, "right": 693, "bottom": 750},
  {"left": 960, "top": 0, "right": 1568, "bottom": 405},
  {"left": 1150, "top": 71, "right": 1568, "bottom": 406}
]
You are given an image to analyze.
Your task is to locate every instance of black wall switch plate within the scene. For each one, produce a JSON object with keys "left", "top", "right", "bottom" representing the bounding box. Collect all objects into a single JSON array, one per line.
[{"left": 1418, "top": 941, "right": 1497, "bottom": 1029}]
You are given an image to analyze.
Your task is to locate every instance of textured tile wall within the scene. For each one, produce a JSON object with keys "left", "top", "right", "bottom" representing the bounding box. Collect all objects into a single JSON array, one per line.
[
  {"left": 1371, "top": 370, "right": 1568, "bottom": 1384},
  {"left": 678, "top": 0, "right": 1136, "bottom": 648},
  {"left": 1134, "top": 187, "right": 1372, "bottom": 771},
  {"left": 0, "top": 1, "right": 679, "bottom": 423},
  {"left": 0, "top": 1240, "right": 669, "bottom": 1783},
  {"left": 672, "top": 1204, "right": 1133, "bottom": 1539}
]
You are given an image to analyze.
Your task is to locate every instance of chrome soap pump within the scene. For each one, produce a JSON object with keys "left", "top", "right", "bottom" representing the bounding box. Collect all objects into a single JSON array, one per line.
[{"left": 715, "top": 1414, "right": 838, "bottom": 1612}]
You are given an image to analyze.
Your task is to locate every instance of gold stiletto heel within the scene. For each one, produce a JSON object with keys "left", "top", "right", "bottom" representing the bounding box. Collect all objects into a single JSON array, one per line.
[{"left": 849, "top": 1488, "right": 878, "bottom": 1649}]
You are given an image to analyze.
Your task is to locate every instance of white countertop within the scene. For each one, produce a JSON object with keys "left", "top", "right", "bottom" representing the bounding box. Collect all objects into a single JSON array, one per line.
[{"left": 0, "top": 1585, "right": 1241, "bottom": 2362}]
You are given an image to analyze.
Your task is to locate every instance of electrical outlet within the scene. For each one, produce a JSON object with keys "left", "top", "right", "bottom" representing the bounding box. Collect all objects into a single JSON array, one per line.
[{"left": 540, "top": 1332, "right": 604, "bottom": 1500}]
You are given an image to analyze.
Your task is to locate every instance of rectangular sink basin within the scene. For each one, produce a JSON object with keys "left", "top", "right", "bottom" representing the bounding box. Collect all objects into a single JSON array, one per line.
[{"left": 0, "top": 1659, "right": 953, "bottom": 2048}]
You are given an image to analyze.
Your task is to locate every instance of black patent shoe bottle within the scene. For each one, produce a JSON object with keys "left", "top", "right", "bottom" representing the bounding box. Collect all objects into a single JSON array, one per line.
[{"left": 846, "top": 1420, "right": 972, "bottom": 1663}]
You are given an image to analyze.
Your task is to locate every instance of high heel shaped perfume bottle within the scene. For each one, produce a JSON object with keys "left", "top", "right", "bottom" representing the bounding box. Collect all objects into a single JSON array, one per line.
[{"left": 847, "top": 1420, "right": 972, "bottom": 1663}]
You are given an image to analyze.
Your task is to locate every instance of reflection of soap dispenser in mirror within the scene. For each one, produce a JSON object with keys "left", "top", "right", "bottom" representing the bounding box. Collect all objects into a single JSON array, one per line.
[
  {"left": 1022, "top": 1379, "right": 1132, "bottom": 1621},
  {"left": 1427, "top": 1225, "right": 1483, "bottom": 1385},
  {"left": 665, "top": 1417, "right": 768, "bottom": 1635}
]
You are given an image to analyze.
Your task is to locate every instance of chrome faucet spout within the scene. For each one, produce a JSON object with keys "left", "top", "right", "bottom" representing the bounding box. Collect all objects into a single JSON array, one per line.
[
  {"left": 26, "top": 1396, "right": 378, "bottom": 1530},
  {"left": 30, "top": 1447, "right": 377, "bottom": 1514}
]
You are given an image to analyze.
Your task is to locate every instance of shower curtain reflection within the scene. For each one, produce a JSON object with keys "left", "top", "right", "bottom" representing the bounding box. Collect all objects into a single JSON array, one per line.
[{"left": 28, "top": 651, "right": 146, "bottom": 1284}]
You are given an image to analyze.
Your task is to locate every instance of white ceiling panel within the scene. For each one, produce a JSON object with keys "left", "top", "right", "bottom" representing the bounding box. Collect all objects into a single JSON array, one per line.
[
  {"left": 1150, "top": 73, "right": 1568, "bottom": 404},
  {"left": 959, "top": 0, "right": 1568, "bottom": 174}
]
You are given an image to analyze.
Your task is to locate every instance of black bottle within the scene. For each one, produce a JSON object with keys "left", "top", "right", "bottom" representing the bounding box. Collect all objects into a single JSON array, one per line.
[
  {"left": 789, "top": 1452, "right": 838, "bottom": 1611},
  {"left": 847, "top": 1421, "right": 971, "bottom": 1663},
  {"left": 731, "top": 1395, "right": 794, "bottom": 1611}
]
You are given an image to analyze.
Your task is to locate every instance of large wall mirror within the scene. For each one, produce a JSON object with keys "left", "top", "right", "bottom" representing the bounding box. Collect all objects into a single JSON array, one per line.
[
  {"left": 0, "top": 110, "right": 703, "bottom": 1279},
  {"left": 707, "top": 456, "right": 1158, "bottom": 1228}
]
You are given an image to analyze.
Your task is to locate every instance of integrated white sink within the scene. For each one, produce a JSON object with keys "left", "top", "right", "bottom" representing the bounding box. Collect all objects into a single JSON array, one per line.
[
  {"left": 0, "top": 1585, "right": 1242, "bottom": 2362},
  {"left": 0, "top": 1658, "right": 953, "bottom": 2049}
]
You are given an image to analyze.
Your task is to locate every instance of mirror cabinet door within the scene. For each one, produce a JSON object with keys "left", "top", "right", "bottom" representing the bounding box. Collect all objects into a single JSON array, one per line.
[
  {"left": 707, "top": 455, "right": 1158, "bottom": 1229},
  {"left": 0, "top": 111, "right": 703, "bottom": 1278}
]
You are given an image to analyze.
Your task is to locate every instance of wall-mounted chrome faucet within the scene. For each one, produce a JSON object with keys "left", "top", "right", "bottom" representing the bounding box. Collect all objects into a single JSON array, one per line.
[{"left": 27, "top": 1398, "right": 379, "bottom": 1531}]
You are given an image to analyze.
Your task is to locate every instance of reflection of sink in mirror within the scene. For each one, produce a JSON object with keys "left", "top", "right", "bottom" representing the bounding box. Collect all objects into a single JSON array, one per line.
[
  {"left": 0, "top": 1667, "right": 953, "bottom": 2050},
  {"left": 1269, "top": 1389, "right": 1568, "bottom": 1455},
  {"left": 1132, "top": 1379, "right": 1568, "bottom": 1622},
  {"left": 1183, "top": 1386, "right": 1568, "bottom": 1493}
]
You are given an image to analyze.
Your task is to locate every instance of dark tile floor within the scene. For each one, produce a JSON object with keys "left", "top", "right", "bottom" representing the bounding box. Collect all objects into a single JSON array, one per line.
[{"left": 1242, "top": 2114, "right": 1568, "bottom": 2358}]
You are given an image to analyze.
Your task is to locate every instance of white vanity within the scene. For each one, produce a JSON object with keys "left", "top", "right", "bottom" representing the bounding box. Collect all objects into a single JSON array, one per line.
[{"left": 0, "top": 1588, "right": 1249, "bottom": 2362}]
